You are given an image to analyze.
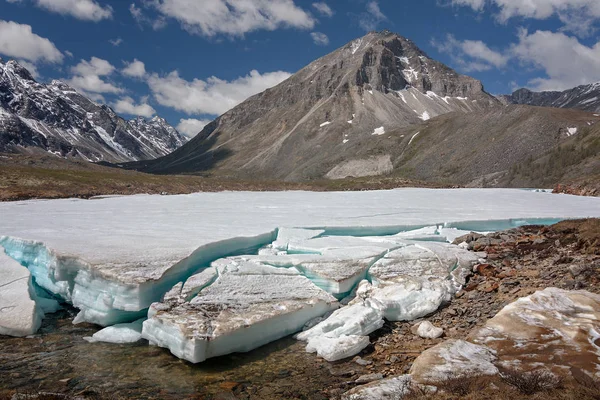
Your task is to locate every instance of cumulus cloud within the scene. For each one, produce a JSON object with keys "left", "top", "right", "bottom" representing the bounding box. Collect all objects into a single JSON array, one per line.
[
  {"left": 431, "top": 34, "right": 508, "bottom": 72},
  {"left": 312, "top": 2, "right": 333, "bottom": 17},
  {"left": 122, "top": 59, "right": 146, "bottom": 78},
  {"left": 512, "top": 29, "right": 600, "bottom": 91},
  {"left": 359, "top": 1, "right": 388, "bottom": 31},
  {"left": 67, "top": 57, "right": 123, "bottom": 95},
  {"left": 112, "top": 96, "right": 156, "bottom": 118},
  {"left": 433, "top": 29, "right": 600, "bottom": 91},
  {"left": 310, "top": 32, "right": 329, "bottom": 46},
  {"left": 176, "top": 118, "right": 213, "bottom": 137},
  {"left": 0, "top": 20, "right": 63, "bottom": 63},
  {"left": 35, "top": 0, "right": 113, "bottom": 22},
  {"left": 130, "top": 3, "right": 167, "bottom": 30},
  {"left": 145, "top": 0, "right": 315, "bottom": 37},
  {"left": 451, "top": 0, "right": 600, "bottom": 37},
  {"left": 147, "top": 69, "right": 291, "bottom": 115}
]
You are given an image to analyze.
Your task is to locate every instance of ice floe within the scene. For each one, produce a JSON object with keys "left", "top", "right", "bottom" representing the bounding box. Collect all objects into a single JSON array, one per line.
[
  {"left": 142, "top": 265, "right": 338, "bottom": 363},
  {"left": 297, "top": 302, "right": 384, "bottom": 361},
  {"left": 84, "top": 318, "right": 145, "bottom": 344}
]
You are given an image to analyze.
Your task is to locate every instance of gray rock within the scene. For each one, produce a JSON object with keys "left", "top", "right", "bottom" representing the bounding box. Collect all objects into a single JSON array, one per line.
[{"left": 355, "top": 373, "right": 384, "bottom": 384}]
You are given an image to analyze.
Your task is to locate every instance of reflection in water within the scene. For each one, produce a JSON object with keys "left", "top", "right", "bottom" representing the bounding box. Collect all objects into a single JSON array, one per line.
[{"left": 0, "top": 307, "right": 345, "bottom": 399}]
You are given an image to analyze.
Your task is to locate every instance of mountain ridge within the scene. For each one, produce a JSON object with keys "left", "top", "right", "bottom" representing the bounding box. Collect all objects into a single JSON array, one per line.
[
  {"left": 501, "top": 84, "right": 600, "bottom": 113},
  {"left": 0, "top": 59, "right": 188, "bottom": 162}
]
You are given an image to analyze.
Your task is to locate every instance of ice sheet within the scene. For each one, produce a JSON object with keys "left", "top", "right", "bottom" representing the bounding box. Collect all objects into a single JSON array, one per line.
[{"left": 0, "top": 189, "right": 598, "bottom": 327}]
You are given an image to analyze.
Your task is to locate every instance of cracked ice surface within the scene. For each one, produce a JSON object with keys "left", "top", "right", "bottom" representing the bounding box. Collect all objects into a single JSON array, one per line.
[
  {"left": 142, "top": 262, "right": 338, "bottom": 363},
  {"left": 0, "top": 189, "right": 599, "bottom": 330},
  {"left": 143, "top": 229, "right": 479, "bottom": 362}
]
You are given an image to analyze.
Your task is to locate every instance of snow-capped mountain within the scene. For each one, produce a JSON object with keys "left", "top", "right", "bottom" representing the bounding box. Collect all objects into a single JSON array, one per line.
[
  {"left": 501, "top": 84, "right": 600, "bottom": 113},
  {"left": 0, "top": 59, "right": 187, "bottom": 162}
]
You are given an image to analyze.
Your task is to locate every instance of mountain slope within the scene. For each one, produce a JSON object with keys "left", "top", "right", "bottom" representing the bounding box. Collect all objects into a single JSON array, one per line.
[
  {"left": 125, "top": 30, "right": 499, "bottom": 179},
  {"left": 384, "top": 105, "right": 600, "bottom": 187},
  {"left": 0, "top": 60, "right": 187, "bottom": 162},
  {"left": 501, "top": 84, "right": 600, "bottom": 113}
]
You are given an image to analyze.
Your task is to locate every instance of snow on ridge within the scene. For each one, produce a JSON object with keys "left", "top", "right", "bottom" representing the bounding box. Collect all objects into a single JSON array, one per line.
[
  {"left": 419, "top": 111, "right": 430, "bottom": 121},
  {"left": 372, "top": 126, "right": 385, "bottom": 136},
  {"left": 408, "top": 131, "right": 420, "bottom": 145},
  {"left": 351, "top": 39, "right": 363, "bottom": 55},
  {"left": 567, "top": 127, "right": 578, "bottom": 136},
  {"left": 320, "top": 121, "right": 331, "bottom": 127}
]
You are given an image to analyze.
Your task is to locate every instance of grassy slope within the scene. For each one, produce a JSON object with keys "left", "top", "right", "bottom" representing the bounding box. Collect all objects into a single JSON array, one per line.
[{"left": 0, "top": 153, "right": 447, "bottom": 201}]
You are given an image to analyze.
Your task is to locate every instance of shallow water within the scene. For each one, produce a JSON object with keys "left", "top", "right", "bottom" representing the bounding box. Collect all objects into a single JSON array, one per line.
[{"left": 0, "top": 307, "right": 347, "bottom": 399}]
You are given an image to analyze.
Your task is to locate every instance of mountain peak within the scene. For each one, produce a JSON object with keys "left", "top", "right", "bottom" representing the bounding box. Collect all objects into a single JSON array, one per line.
[
  {"left": 127, "top": 32, "right": 499, "bottom": 179},
  {"left": 2, "top": 60, "right": 36, "bottom": 82}
]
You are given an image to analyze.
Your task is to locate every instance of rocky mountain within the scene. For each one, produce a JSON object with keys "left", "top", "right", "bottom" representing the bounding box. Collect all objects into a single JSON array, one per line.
[
  {"left": 501, "top": 84, "right": 600, "bottom": 113},
  {"left": 124, "top": 30, "right": 500, "bottom": 179},
  {"left": 0, "top": 59, "right": 187, "bottom": 162}
]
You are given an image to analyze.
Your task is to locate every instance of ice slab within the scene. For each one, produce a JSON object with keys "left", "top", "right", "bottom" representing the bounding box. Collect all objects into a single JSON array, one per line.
[
  {"left": 297, "top": 302, "right": 384, "bottom": 361},
  {"left": 306, "top": 335, "right": 371, "bottom": 362},
  {"left": 0, "top": 189, "right": 598, "bottom": 326},
  {"left": 415, "top": 321, "right": 444, "bottom": 339},
  {"left": 84, "top": 318, "right": 145, "bottom": 344},
  {"left": 142, "top": 268, "right": 338, "bottom": 363},
  {"left": 0, "top": 247, "right": 45, "bottom": 337},
  {"left": 351, "top": 242, "right": 479, "bottom": 321}
]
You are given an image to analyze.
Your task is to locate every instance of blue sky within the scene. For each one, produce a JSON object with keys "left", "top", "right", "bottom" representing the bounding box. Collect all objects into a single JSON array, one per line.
[{"left": 2, "top": 0, "right": 600, "bottom": 136}]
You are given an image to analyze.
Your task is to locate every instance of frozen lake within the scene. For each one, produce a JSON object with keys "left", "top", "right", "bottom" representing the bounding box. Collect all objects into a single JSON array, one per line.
[
  {"left": 1, "top": 188, "right": 599, "bottom": 274},
  {"left": 0, "top": 188, "right": 599, "bottom": 361}
]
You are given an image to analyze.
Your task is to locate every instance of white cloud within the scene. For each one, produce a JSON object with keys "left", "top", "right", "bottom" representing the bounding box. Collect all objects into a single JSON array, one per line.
[
  {"left": 146, "top": 0, "right": 315, "bottom": 37},
  {"left": 312, "top": 2, "right": 333, "bottom": 17},
  {"left": 65, "top": 50, "right": 74, "bottom": 58},
  {"left": 130, "top": 3, "right": 167, "bottom": 30},
  {"left": 451, "top": 0, "right": 600, "bottom": 37},
  {"left": 432, "top": 34, "right": 508, "bottom": 72},
  {"left": 68, "top": 57, "right": 123, "bottom": 95},
  {"left": 176, "top": 118, "right": 212, "bottom": 137},
  {"left": 109, "top": 38, "right": 123, "bottom": 46},
  {"left": 17, "top": 60, "right": 40, "bottom": 79},
  {"left": 511, "top": 29, "right": 600, "bottom": 91},
  {"left": 112, "top": 96, "right": 156, "bottom": 118},
  {"left": 122, "top": 59, "right": 146, "bottom": 78},
  {"left": 310, "top": 32, "right": 329, "bottom": 46},
  {"left": 359, "top": 1, "right": 387, "bottom": 31},
  {"left": 147, "top": 69, "right": 291, "bottom": 115},
  {"left": 433, "top": 28, "right": 600, "bottom": 91},
  {"left": 0, "top": 20, "right": 63, "bottom": 63},
  {"left": 35, "top": 0, "right": 113, "bottom": 22}
]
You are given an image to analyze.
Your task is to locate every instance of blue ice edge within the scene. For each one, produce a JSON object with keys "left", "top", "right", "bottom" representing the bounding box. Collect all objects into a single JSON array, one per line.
[{"left": 0, "top": 217, "right": 571, "bottom": 328}]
